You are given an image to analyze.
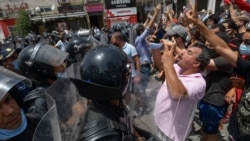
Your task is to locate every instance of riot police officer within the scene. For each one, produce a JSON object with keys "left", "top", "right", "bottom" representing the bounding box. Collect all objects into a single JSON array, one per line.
[
  {"left": 70, "top": 45, "right": 140, "bottom": 141},
  {"left": 17, "top": 43, "right": 69, "bottom": 118},
  {"left": 0, "top": 67, "right": 40, "bottom": 141}
]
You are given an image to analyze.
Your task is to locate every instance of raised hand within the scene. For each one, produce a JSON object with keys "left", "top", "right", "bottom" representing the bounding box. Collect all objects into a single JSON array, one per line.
[
  {"left": 185, "top": 0, "right": 199, "bottom": 24},
  {"left": 160, "top": 39, "right": 176, "bottom": 66},
  {"left": 155, "top": 3, "right": 161, "bottom": 12}
]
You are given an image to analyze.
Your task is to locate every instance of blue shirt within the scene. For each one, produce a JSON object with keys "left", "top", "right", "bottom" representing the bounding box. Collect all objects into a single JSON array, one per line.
[
  {"left": 122, "top": 42, "right": 138, "bottom": 77},
  {"left": 135, "top": 27, "right": 152, "bottom": 64}
]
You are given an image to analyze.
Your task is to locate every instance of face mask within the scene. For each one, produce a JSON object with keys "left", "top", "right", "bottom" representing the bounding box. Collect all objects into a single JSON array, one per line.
[
  {"left": 56, "top": 72, "right": 65, "bottom": 78},
  {"left": 0, "top": 109, "right": 27, "bottom": 140},
  {"left": 12, "top": 59, "right": 20, "bottom": 70},
  {"left": 239, "top": 44, "right": 250, "bottom": 55}
]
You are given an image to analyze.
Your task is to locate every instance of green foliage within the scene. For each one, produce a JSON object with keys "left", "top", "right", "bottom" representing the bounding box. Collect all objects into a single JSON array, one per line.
[{"left": 14, "top": 10, "right": 32, "bottom": 36}]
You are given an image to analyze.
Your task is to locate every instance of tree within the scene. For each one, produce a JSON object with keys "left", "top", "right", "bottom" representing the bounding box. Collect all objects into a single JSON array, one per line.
[{"left": 14, "top": 10, "right": 32, "bottom": 37}]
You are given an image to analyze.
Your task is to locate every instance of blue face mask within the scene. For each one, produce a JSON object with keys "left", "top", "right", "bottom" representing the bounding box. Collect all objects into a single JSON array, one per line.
[
  {"left": 239, "top": 44, "right": 250, "bottom": 56},
  {"left": 0, "top": 109, "right": 27, "bottom": 140},
  {"left": 56, "top": 72, "right": 67, "bottom": 78},
  {"left": 12, "top": 59, "right": 20, "bottom": 70}
]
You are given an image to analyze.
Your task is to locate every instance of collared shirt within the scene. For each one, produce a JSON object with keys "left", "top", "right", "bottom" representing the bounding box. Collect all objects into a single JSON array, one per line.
[{"left": 154, "top": 64, "right": 206, "bottom": 141}]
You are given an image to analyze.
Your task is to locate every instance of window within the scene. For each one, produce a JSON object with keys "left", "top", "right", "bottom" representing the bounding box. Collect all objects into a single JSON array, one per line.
[{"left": 40, "top": 7, "right": 53, "bottom": 13}]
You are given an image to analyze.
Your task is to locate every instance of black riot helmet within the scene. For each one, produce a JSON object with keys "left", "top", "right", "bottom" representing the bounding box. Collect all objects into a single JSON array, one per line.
[
  {"left": 17, "top": 43, "right": 69, "bottom": 83},
  {"left": 70, "top": 45, "right": 131, "bottom": 101},
  {"left": 66, "top": 36, "right": 101, "bottom": 64}
]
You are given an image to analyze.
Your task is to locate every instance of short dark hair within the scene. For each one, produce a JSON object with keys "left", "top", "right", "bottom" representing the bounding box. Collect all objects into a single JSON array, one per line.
[
  {"left": 136, "top": 24, "right": 145, "bottom": 36},
  {"left": 191, "top": 42, "right": 211, "bottom": 71},
  {"left": 208, "top": 14, "right": 220, "bottom": 24},
  {"left": 211, "top": 24, "right": 226, "bottom": 32}
]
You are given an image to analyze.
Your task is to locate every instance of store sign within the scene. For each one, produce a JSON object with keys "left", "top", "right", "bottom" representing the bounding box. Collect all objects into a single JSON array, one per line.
[
  {"left": 58, "top": 5, "right": 83, "bottom": 13},
  {"left": 0, "top": 2, "right": 28, "bottom": 13},
  {"left": 85, "top": 3, "right": 103, "bottom": 12},
  {"left": 106, "top": 7, "right": 136, "bottom": 17},
  {"left": 105, "top": 0, "right": 136, "bottom": 9}
]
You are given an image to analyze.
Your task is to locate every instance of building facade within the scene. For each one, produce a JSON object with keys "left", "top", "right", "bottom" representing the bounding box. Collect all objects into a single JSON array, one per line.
[
  {"left": 0, "top": 0, "right": 223, "bottom": 40},
  {"left": 0, "top": 0, "right": 88, "bottom": 40}
]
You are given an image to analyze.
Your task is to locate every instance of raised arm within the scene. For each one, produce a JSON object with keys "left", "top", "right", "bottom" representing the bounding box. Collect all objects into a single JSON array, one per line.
[
  {"left": 160, "top": 39, "right": 188, "bottom": 100},
  {"left": 228, "top": 2, "right": 238, "bottom": 23},
  {"left": 185, "top": 0, "right": 238, "bottom": 67},
  {"left": 147, "top": 4, "right": 161, "bottom": 29}
]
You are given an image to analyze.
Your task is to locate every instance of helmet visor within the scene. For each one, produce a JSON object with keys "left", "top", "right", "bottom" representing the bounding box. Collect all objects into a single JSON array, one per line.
[
  {"left": 35, "top": 44, "right": 69, "bottom": 67},
  {"left": 0, "top": 66, "right": 31, "bottom": 100}
]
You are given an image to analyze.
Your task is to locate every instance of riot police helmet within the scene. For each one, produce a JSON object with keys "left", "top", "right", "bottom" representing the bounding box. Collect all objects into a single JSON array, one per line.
[
  {"left": 70, "top": 44, "right": 131, "bottom": 101},
  {"left": 64, "top": 32, "right": 76, "bottom": 41},
  {"left": 0, "top": 66, "right": 32, "bottom": 107},
  {"left": 17, "top": 43, "right": 69, "bottom": 83},
  {"left": 65, "top": 37, "right": 91, "bottom": 63}
]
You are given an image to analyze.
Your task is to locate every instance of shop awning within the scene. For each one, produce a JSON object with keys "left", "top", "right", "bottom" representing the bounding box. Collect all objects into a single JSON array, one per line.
[{"left": 30, "top": 12, "right": 86, "bottom": 21}]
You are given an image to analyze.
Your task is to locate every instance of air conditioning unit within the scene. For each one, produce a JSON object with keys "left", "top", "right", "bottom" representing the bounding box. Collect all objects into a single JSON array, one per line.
[
  {"left": 26, "top": 9, "right": 36, "bottom": 16},
  {"left": 0, "top": 11, "right": 8, "bottom": 18}
]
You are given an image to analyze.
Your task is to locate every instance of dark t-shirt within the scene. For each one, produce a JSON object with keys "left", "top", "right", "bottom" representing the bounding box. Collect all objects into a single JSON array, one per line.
[
  {"left": 228, "top": 56, "right": 250, "bottom": 141},
  {"left": 203, "top": 56, "right": 233, "bottom": 106}
]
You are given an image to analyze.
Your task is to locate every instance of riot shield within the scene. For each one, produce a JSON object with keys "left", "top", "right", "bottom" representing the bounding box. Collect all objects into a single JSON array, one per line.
[
  {"left": 33, "top": 77, "right": 87, "bottom": 141},
  {"left": 123, "top": 71, "right": 162, "bottom": 141}
]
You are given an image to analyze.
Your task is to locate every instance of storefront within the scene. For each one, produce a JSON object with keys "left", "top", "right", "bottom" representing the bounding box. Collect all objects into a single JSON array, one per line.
[
  {"left": 0, "top": 18, "right": 15, "bottom": 40},
  {"left": 104, "top": 0, "right": 137, "bottom": 28},
  {"left": 85, "top": 3, "right": 104, "bottom": 28},
  {"left": 30, "top": 4, "right": 88, "bottom": 34},
  {"left": 0, "top": 2, "right": 29, "bottom": 40}
]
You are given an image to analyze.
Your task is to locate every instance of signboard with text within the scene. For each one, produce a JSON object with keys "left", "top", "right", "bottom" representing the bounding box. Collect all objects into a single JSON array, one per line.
[
  {"left": 106, "top": 7, "right": 137, "bottom": 17},
  {"left": 85, "top": 3, "right": 103, "bottom": 12},
  {"left": 105, "top": 0, "right": 136, "bottom": 9}
]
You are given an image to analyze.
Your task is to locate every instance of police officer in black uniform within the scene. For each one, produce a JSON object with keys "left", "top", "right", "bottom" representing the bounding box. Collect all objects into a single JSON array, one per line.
[
  {"left": 17, "top": 43, "right": 69, "bottom": 118},
  {"left": 0, "top": 67, "right": 40, "bottom": 141},
  {"left": 70, "top": 45, "right": 143, "bottom": 141}
]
